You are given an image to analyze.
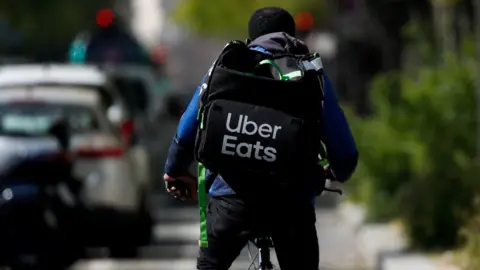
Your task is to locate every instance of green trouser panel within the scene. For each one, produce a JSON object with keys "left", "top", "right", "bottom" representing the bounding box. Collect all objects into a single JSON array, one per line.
[{"left": 198, "top": 162, "right": 208, "bottom": 247}]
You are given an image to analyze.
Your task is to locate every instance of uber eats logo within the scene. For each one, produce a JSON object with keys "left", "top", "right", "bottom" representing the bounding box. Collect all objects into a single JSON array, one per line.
[{"left": 221, "top": 113, "right": 282, "bottom": 162}]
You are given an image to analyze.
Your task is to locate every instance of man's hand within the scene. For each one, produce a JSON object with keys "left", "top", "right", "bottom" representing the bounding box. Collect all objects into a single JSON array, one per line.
[{"left": 163, "top": 174, "right": 198, "bottom": 201}]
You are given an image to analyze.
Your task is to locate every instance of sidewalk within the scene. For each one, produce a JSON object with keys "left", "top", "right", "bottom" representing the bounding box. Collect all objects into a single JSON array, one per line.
[{"left": 335, "top": 202, "right": 461, "bottom": 270}]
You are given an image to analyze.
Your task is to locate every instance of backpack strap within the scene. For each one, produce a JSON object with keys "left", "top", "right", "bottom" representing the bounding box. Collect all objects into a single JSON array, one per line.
[
  {"left": 254, "top": 53, "right": 324, "bottom": 82},
  {"left": 255, "top": 59, "right": 303, "bottom": 81},
  {"left": 197, "top": 164, "right": 218, "bottom": 248},
  {"left": 301, "top": 52, "right": 324, "bottom": 72},
  {"left": 198, "top": 163, "right": 208, "bottom": 247},
  {"left": 256, "top": 59, "right": 284, "bottom": 77},
  {"left": 302, "top": 53, "right": 325, "bottom": 99}
]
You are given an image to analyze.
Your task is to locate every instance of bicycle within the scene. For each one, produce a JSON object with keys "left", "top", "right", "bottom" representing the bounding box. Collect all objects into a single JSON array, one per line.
[
  {"left": 166, "top": 160, "right": 343, "bottom": 270},
  {"left": 243, "top": 181, "right": 342, "bottom": 270}
]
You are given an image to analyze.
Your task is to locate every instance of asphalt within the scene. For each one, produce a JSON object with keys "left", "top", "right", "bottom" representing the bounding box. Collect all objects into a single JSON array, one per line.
[{"left": 69, "top": 189, "right": 369, "bottom": 270}]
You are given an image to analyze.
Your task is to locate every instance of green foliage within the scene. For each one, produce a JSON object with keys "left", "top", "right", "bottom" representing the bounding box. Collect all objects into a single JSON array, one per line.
[
  {"left": 348, "top": 43, "right": 480, "bottom": 249},
  {"left": 458, "top": 205, "right": 480, "bottom": 269},
  {"left": 172, "top": 0, "right": 325, "bottom": 37}
]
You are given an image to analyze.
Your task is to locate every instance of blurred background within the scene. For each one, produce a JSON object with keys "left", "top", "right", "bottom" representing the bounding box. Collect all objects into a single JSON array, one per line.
[{"left": 0, "top": 0, "right": 479, "bottom": 269}]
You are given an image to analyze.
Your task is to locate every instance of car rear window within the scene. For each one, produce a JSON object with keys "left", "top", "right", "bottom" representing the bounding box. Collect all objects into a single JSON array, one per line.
[{"left": 0, "top": 103, "right": 99, "bottom": 136}]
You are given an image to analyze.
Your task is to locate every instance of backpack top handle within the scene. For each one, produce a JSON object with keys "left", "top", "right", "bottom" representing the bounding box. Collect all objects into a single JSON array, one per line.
[{"left": 254, "top": 59, "right": 302, "bottom": 81}]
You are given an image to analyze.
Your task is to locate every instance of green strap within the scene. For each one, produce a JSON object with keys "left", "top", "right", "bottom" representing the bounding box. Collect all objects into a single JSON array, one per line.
[
  {"left": 199, "top": 109, "right": 205, "bottom": 129},
  {"left": 198, "top": 163, "right": 208, "bottom": 247},
  {"left": 319, "top": 158, "right": 329, "bottom": 167},
  {"left": 257, "top": 59, "right": 284, "bottom": 78},
  {"left": 283, "top": 70, "right": 302, "bottom": 80},
  {"left": 318, "top": 143, "right": 330, "bottom": 167},
  {"left": 256, "top": 59, "right": 302, "bottom": 81}
]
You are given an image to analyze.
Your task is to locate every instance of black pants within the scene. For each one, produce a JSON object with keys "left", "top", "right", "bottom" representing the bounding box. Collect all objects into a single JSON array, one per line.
[{"left": 197, "top": 195, "right": 319, "bottom": 270}]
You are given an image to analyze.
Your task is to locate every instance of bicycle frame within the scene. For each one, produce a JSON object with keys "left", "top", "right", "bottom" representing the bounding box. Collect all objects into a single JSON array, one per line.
[{"left": 247, "top": 237, "right": 274, "bottom": 270}]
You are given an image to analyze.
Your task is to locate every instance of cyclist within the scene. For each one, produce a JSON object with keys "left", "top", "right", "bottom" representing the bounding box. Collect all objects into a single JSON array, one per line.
[{"left": 164, "top": 7, "right": 358, "bottom": 270}]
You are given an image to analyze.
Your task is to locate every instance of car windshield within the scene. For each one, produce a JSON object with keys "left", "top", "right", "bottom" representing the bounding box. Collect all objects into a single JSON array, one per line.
[{"left": 0, "top": 103, "right": 99, "bottom": 136}]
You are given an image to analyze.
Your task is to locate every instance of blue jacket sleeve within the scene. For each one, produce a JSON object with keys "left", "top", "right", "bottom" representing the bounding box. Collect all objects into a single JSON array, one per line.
[
  {"left": 164, "top": 79, "right": 203, "bottom": 176},
  {"left": 321, "top": 74, "right": 358, "bottom": 181}
]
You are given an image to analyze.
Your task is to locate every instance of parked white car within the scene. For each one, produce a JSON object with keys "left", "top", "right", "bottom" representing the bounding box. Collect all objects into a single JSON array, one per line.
[
  {"left": 0, "top": 64, "right": 152, "bottom": 198},
  {"left": 0, "top": 66, "right": 154, "bottom": 257}
]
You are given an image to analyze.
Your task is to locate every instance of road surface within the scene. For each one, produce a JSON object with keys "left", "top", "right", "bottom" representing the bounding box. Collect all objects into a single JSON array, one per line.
[{"left": 71, "top": 192, "right": 367, "bottom": 270}]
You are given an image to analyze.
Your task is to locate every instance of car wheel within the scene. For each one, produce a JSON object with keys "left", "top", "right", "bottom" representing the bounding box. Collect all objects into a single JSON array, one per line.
[
  {"left": 135, "top": 194, "right": 154, "bottom": 245},
  {"left": 8, "top": 224, "right": 83, "bottom": 270}
]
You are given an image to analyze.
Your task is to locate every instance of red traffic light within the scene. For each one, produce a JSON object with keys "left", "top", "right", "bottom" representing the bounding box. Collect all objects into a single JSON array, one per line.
[
  {"left": 295, "top": 11, "right": 314, "bottom": 31},
  {"left": 96, "top": 8, "right": 114, "bottom": 28}
]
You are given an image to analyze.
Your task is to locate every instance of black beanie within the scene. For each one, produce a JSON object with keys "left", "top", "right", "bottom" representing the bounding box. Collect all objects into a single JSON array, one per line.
[{"left": 248, "top": 7, "right": 296, "bottom": 41}]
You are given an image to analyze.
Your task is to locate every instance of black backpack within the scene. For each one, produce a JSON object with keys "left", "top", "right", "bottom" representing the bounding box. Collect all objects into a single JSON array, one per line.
[{"left": 194, "top": 40, "right": 325, "bottom": 190}]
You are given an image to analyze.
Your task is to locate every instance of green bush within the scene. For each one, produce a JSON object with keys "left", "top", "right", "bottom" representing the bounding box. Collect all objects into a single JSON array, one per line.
[
  {"left": 459, "top": 204, "right": 480, "bottom": 269},
  {"left": 348, "top": 53, "right": 479, "bottom": 249}
]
